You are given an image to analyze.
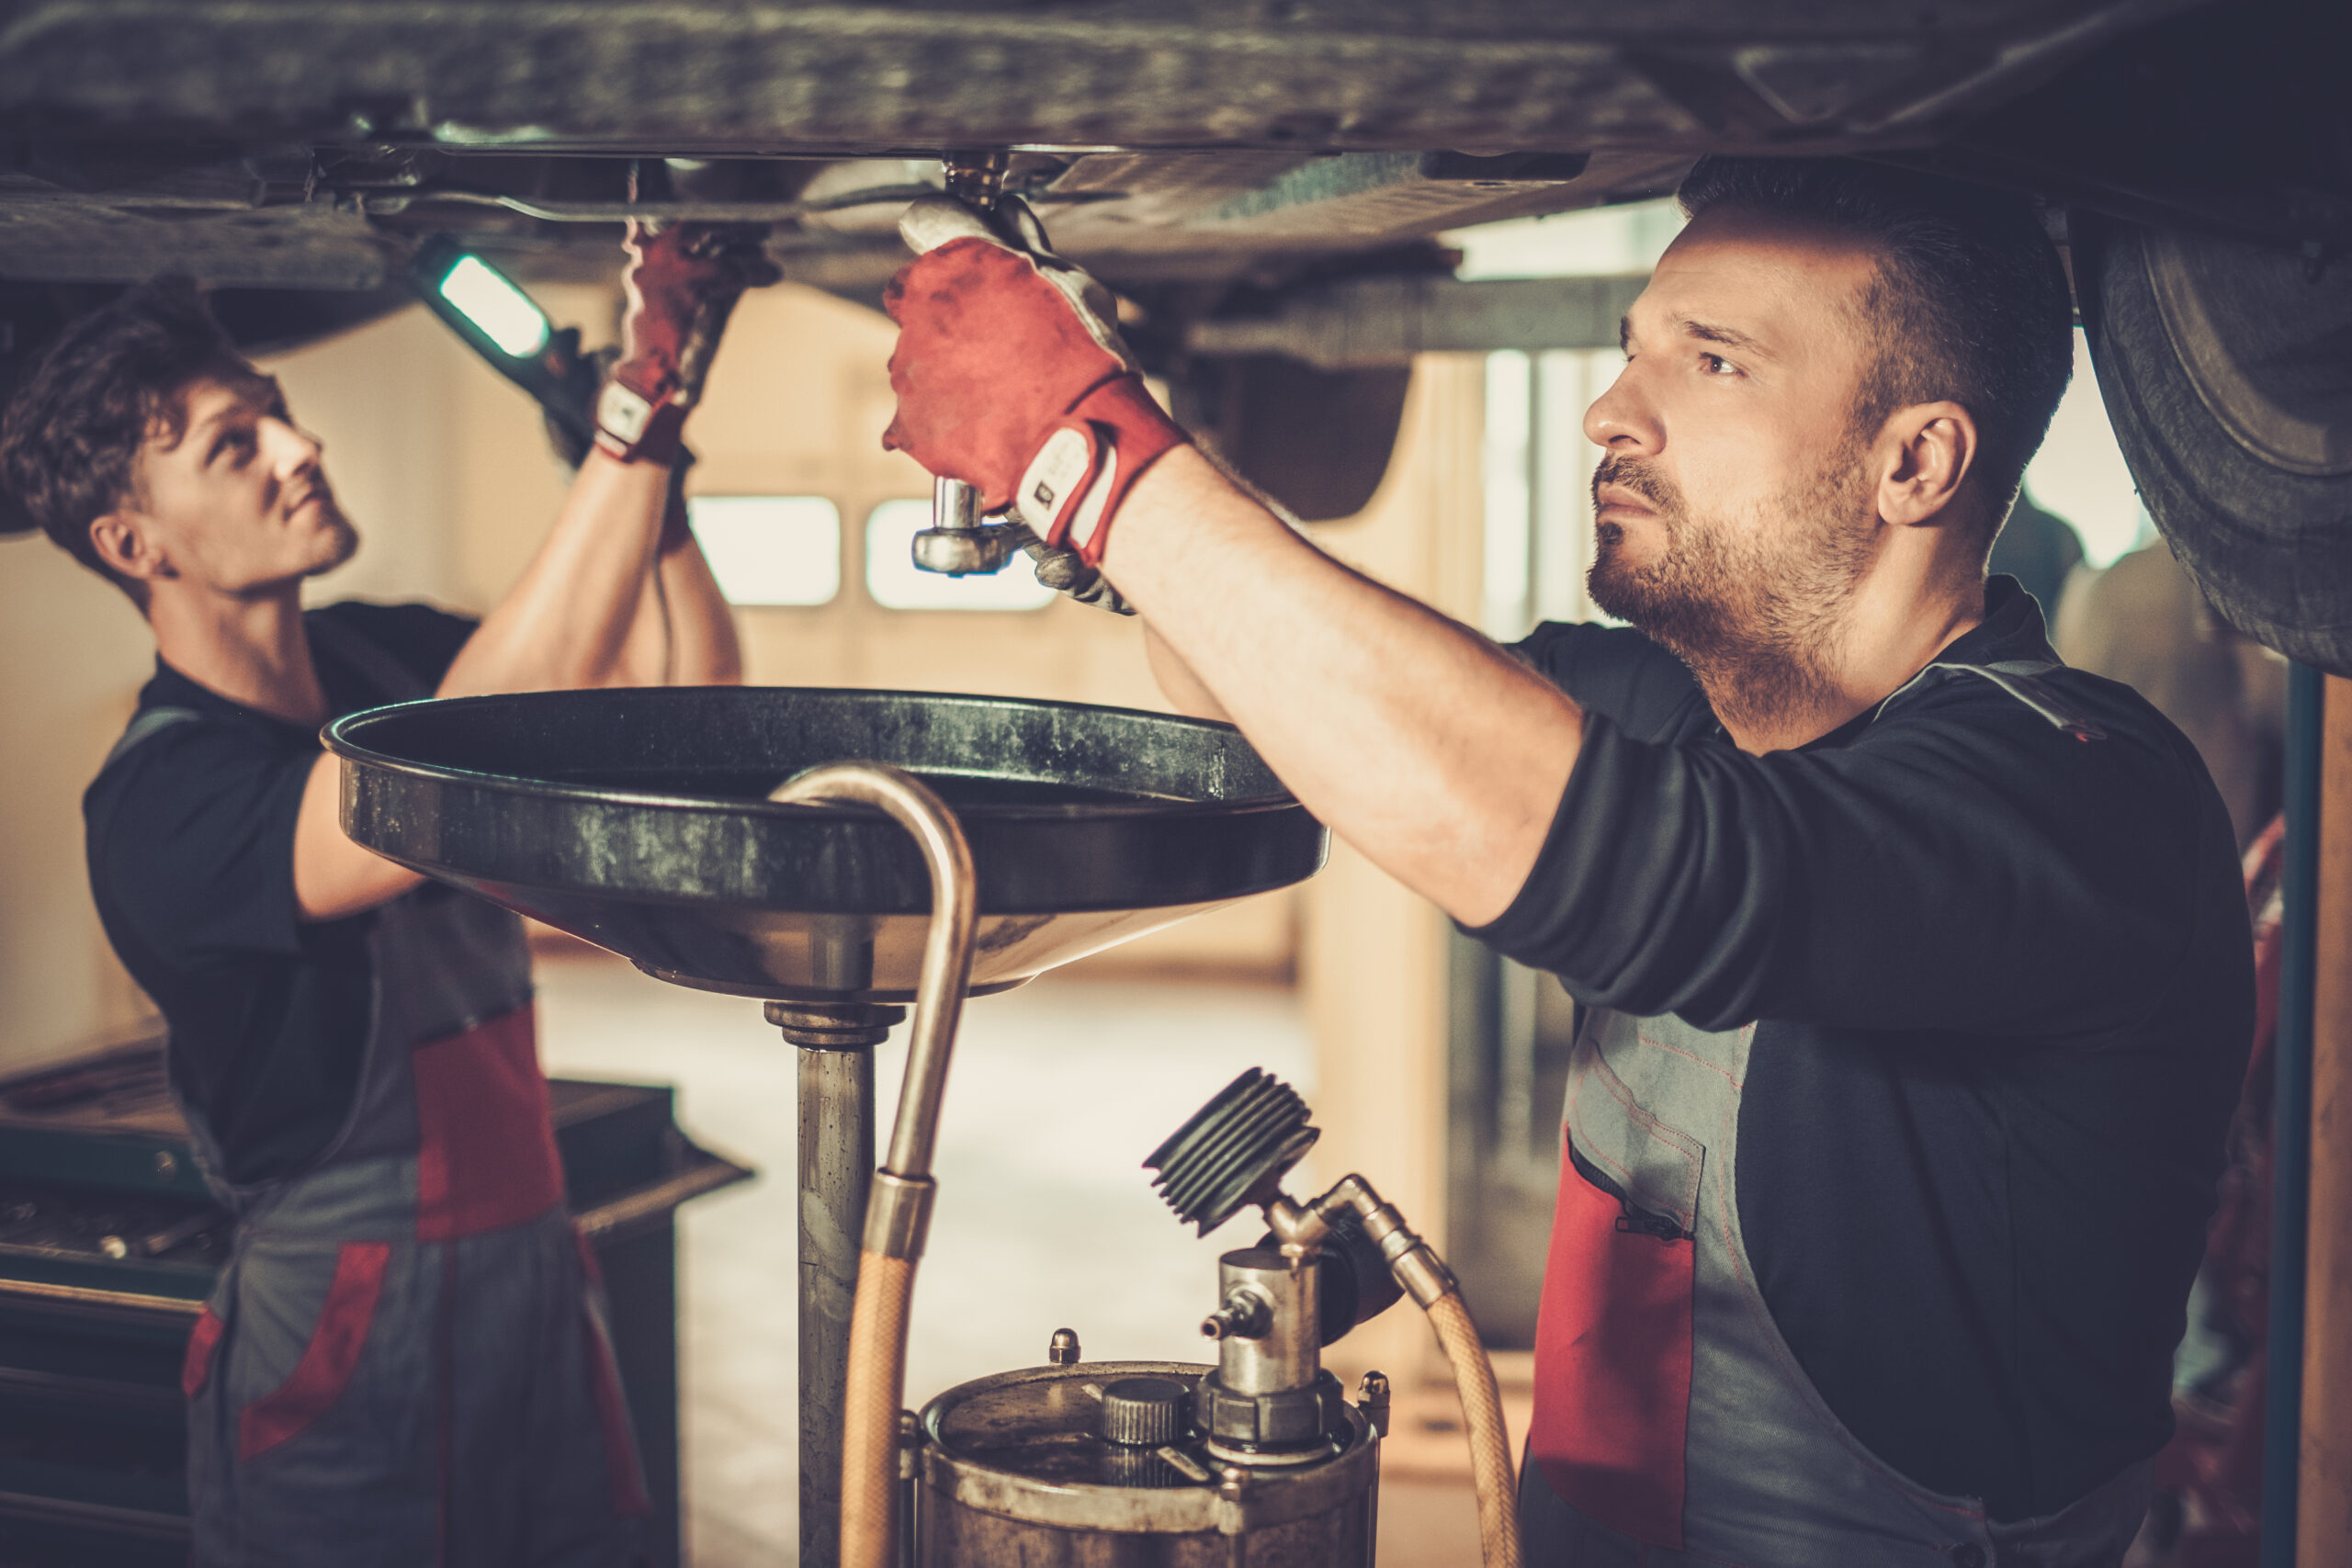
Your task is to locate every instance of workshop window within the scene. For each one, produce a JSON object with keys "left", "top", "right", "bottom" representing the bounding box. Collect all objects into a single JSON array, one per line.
[
  {"left": 864, "top": 499, "right": 1057, "bottom": 612},
  {"left": 1481, "top": 347, "right": 1624, "bottom": 639},
  {"left": 2023, "top": 329, "right": 2150, "bottom": 568},
  {"left": 1448, "top": 201, "right": 1685, "bottom": 640},
  {"left": 686, "top": 496, "right": 842, "bottom": 607}
]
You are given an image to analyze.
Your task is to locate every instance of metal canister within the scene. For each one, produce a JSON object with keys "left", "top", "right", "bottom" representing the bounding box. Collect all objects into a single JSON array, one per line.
[{"left": 914, "top": 1360, "right": 1378, "bottom": 1567}]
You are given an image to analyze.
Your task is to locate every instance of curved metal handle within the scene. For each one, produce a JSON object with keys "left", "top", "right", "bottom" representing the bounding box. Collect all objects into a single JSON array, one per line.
[{"left": 767, "top": 762, "right": 978, "bottom": 1183}]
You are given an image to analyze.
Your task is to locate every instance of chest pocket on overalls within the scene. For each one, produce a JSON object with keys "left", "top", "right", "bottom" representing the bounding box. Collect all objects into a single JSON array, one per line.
[{"left": 1531, "top": 1035, "right": 1706, "bottom": 1551}]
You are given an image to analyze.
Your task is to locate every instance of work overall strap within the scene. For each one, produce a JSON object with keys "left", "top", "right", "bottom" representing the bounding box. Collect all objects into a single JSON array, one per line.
[{"left": 98, "top": 705, "right": 203, "bottom": 771}]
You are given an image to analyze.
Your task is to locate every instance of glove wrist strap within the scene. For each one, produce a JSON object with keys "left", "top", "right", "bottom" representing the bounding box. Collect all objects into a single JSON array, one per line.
[
  {"left": 1017, "top": 376, "right": 1186, "bottom": 566},
  {"left": 594, "top": 378, "right": 687, "bottom": 465}
]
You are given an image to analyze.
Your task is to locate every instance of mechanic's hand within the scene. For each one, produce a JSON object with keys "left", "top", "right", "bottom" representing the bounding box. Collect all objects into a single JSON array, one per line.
[
  {"left": 596, "top": 221, "right": 780, "bottom": 465},
  {"left": 884, "top": 196, "right": 1188, "bottom": 566}
]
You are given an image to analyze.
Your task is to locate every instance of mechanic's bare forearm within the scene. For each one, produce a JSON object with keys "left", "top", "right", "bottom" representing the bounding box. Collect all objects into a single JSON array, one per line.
[
  {"left": 654, "top": 528, "right": 743, "bottom": 685},
  {"left": 616, "top": 572, "right": 673, "bottom": 687},
  {"left": 1102, "top": 446, "right": 1582, "bottom": 927},
  {"left": 1143, "top": 622, "right": 1229, "bottom": 722},
  {"left": 293, "top": 750, "right": 423, "bottom": 921},
  {"left": 614, "top": 500, "right": 742, "bottom": 686},
  {"left": 301, "top": 455, "right": 696, "bottom": 920},
  {"left": 438, "top": 450, "right": 669, "bottom": 697}
]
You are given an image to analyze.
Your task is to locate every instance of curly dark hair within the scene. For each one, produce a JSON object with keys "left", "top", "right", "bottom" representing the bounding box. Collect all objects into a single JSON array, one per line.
[
  {"left": 0, "top": 277, "right": 268, "bottom": 602},
  {"left": 1677, "top": 157, "right": 2075, "bottom": 529}
]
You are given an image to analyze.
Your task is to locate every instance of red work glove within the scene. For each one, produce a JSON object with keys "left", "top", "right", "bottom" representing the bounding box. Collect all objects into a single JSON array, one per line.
[
  {"left": 883, "top": 197, "right": 1188, "bottom": 566},
  {"left": 596, "top": 221, "right": 780, "bottom": 465}
]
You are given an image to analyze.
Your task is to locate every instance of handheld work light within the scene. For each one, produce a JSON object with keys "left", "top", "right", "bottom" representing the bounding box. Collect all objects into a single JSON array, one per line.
[
  {"left": 409, "top": 234, "right": 597, "bottom": 456},
  {"left": 434, "top": 254, "right": 549, "bottom": 358}
]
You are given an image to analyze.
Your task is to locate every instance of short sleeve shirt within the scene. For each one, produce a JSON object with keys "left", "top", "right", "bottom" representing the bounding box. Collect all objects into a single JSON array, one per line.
[{"left": 84, "top": 601, "right": 477, "bottom": 1187}]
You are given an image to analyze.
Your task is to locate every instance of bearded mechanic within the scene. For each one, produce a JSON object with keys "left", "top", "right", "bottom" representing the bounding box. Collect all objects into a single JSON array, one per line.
[
  {"left": 882, "top": 159, "right": 2254, "bottom": 1566},
  {"left": 0, "top": 226, "right": 769, "bottom": 1564}
]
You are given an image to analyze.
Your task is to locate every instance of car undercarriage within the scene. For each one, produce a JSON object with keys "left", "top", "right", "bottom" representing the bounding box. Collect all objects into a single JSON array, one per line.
[{"left": 0, "top": 0, "right": 2346, "bottom": 659}]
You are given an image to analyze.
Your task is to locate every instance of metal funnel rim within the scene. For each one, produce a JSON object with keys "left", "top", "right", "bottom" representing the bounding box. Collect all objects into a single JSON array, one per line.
[{"left": 322, "top": 684, "right": 1300, "bottom": 822}]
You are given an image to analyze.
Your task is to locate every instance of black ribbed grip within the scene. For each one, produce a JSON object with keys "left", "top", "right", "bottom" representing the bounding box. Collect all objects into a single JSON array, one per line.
[
  {"left": 1099, "top": 1376, "right": 1193, "bottom": 1447},
  {"left": 1144, "top": 1068, "right": 1319, "bottom": 1235}
]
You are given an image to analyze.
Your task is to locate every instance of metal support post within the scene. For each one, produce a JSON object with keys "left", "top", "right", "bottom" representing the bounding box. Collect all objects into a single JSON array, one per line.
[
  {"left": 775, "top": 1000, "right": 904, "bottom": 1568},
  {"left": 2265, "top": 662, "right": 2323, "bottom": 1568}
]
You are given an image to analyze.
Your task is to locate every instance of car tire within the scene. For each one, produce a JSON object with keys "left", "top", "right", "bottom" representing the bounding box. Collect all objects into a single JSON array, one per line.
[
  {"left": 2073, "top": 210, "right": 2352, "bottom": 673},
  {"left": 1170, "top": 355, "right": 1411, "bottom": 524}
]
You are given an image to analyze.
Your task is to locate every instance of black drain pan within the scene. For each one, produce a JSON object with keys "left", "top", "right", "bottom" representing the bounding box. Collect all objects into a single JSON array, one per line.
[{"left": 324, "top": 686, "right": 1328, "bottom": 1003}]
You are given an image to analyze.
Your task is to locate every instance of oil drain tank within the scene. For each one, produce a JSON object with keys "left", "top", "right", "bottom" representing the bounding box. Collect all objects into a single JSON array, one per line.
[
  {"left": 901, "top": 1067, "right": 1511, "bottom": 1567},
  {"left": 914, "top": 1357, "right": 1382, "bottom": 1566}
]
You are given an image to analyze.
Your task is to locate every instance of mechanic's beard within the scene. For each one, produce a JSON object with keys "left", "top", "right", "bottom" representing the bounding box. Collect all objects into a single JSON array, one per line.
[
  {"left": 304, "top": 493, "right": 360, "bottom": 575},
  {"left": 322, "top": 509, "right": 359, "bottom": 572},
  {"left": 1586, "top": 450, "right": 1874, "bottom": 734}
]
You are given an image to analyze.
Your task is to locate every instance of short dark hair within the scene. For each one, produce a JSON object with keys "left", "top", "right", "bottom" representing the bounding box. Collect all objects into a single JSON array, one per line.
[
  {"left": 1677, "top": 157, "right": 2075, "bottom": 525},
  {"left": 0, "top": 277, "right": 266, "bottom": 600}
]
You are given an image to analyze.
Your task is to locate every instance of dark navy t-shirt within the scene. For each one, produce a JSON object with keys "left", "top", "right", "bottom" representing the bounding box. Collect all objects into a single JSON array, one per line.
[
  {"left": 84, "top": 601, "right": 476, "bottom": 1187},
  {"left": 1479, "top": 576, "right": 2254, "bottom": 1520}
]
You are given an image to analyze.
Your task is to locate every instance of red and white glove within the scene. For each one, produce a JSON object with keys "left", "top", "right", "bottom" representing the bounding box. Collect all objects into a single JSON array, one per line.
[
  {"left": 883, "top": 197, "right": 1188, "bottom": 566},
  {"left": 596, "top": 221, "right": 779, "bottom": 465}
]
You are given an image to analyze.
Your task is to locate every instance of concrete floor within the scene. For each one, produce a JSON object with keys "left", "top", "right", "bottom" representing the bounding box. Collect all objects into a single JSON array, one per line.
[{"left": 536, "top": 951, "right": 1482, "bottom": 1567}]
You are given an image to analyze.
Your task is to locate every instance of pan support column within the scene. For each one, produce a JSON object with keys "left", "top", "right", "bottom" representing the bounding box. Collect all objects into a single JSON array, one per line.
[
  {"left": 772, "top": 1001, "right": 907, "bottom": 1568},
  {"left": 2300, "top": 675, "right": 2352, "bottom": 1565}
]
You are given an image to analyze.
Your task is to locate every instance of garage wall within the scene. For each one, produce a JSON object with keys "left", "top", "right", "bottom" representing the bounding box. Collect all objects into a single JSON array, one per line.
[
  {"left": 0, "top": 277, "right": 1452, "bottom": 1066},
  {"left": 0, "top": 270, "right": 1482, "bottom": 1400},
  {"left": 0, "top": 536, "right": 160, "bottom": 1067},
  {"left": 1295, "top": 355, "right": 1489, "bottom": 1388},
  {"left": 0, "top": 288, "right": 608, "bottom": 1074}
]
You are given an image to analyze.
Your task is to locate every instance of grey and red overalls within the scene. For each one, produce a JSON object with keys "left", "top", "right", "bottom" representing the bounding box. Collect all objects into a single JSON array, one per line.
[
  {"left": 1521, "top": 1004, "right": 2160, "bottom": 1567},
  {"left": 1517, "top": 661, "right": 2167, "bottom": 1568},
  {"left": 126, "top": 619, "right": 650, "bottom": 1566}
]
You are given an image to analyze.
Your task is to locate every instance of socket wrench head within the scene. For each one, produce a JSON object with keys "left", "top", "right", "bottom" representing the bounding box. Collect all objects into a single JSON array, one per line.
[{"left": 910, "top": 525, "right": 1023, "bottom": 576}]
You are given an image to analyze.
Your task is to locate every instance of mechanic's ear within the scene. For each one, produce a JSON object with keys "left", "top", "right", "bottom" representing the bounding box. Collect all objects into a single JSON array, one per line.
[
  {"left": 88, "top": 510, "right": 172, "bottom": 585},
  {"left": 1875, "top": 400, "right": 1976, "bottom": 529}
]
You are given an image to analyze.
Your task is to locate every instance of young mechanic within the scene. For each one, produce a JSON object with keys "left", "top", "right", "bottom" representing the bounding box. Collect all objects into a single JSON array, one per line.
[
  {"left": 878, "top": 160, "right": 2254, "bottom": 1566},
  {"left": 0, "top": 225, "right": 765, "bottom": 1564}
]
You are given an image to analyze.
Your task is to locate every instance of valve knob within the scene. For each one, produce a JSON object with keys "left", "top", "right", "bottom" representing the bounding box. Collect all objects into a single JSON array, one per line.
[
  {"left": 1145, "top": 1068, "right": 1318, "bottom": 1235},
  {"left": 1099, "top": 1376, "right": 1193, "bottom": 1448}
]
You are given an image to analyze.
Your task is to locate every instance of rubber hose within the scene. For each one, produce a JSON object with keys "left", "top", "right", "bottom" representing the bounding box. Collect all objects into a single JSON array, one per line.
[
  {"left": 840, "top": 1249, "right": 915, "bottom": 1568},
  {"left": 1427, "top": 1290, "right": 1523, "bottom": 1568}
]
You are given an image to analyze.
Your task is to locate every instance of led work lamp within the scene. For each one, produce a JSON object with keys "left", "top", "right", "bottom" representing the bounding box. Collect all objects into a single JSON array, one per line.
[
  {"left": 409, "top": 234, "right": 599, "bottom": 457},
  {"left": 436, "top": 254, "right": 550, "bottom": 358}
]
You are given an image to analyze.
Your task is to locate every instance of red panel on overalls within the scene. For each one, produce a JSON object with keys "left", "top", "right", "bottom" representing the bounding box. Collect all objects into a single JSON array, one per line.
[
  {"left": 239, "top": 1241, "right": 393, "bottom": 1461},
  {"left": 183, "top": 1307, "right": 227, "bottom": 1398},
  {"left": 1530, "top": 1155, "right": 1693, "bottom": 1548},
  {"left": 413, "top": 1008, "right": 565, "bottom": 1242}
]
